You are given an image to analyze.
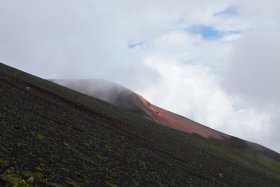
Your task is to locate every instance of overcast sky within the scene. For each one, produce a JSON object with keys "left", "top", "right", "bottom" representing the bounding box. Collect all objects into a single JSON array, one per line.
[{"left": 1, "top": 0, "right": 280, "bottom": 152}]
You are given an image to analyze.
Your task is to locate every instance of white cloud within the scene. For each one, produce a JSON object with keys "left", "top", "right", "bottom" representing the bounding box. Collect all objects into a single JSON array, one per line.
[
  {"left": 224, "top": 25, "right": 280, "bottom": 105},
  {"left": 222, "top": 22, "right": 280, "bottom": 152},
  {"left": 139, "top": 56, "right": 233, "bottom": 131},
  {"left": 139, "top": 55, "right": 277, "bottom": 151}
]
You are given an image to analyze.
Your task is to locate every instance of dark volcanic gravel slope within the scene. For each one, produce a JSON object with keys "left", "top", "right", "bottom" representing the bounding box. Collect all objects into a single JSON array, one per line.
[{"left": 0, "top": 63, "right": 280, "bottom": 187}]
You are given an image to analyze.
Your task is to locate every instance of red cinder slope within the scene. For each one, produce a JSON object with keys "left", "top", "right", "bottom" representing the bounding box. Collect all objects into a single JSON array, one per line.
[{"left": 138, "top": 96, "right": 228, "bottom": 140}]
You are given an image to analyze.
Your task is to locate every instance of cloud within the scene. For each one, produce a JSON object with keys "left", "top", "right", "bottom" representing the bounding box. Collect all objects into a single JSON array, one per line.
[
  {"left": 221, "top": 24, "right": 280, "bottom": 151},
  {"left": 0, "top": 0, "right": 164, "bottom": 90},
  {"left": 140, "top": 56, "right": 233, "bottom": 131},
  {"left": 224, "top": 25, "right": 280, "bottom": 105},
  {"left": 139, "top": 56, "right": 274, "bottom": 150}
]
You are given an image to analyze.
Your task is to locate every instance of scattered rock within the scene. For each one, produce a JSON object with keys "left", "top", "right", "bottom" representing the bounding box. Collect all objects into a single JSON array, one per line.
[{"left": 218, "top": 173, "right": 223, "bottom": 178}]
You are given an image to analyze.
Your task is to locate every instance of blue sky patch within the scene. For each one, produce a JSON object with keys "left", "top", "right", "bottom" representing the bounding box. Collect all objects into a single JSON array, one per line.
[
  {"left": 128, "top": 41, "right": 143, "bottom": 49},
  {"left": 214, "top": 5, "right": 239, "bottom": 17},
  {"left": 188, "top": 25, "right": 224, "bottom": 40}
]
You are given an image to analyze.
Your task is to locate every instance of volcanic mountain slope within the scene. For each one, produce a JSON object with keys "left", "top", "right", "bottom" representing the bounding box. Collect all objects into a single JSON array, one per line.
[
  {"left": 53, "top": 80, "right": 228, "bottom": 141},
  {"left": 1, "top": 63, "right": 280, "bottom": 187},
  {"left": 54, "top": 79, "right": 280, "bottom": 161}
]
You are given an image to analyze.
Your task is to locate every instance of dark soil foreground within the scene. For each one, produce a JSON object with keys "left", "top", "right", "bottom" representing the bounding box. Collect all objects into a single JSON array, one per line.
[{"left": 0, "top": 63, "right": 280, "bottom": 187}]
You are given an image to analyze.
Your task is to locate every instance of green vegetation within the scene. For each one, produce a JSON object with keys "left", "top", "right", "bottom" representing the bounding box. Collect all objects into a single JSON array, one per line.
[
  {"left": 0, "top": 63, "right": 280, "bottom": 186},
  {"left": 0, "top": 172, "right": 36, "bottom": 187},
  {"left": 35, "top": 133, "right": 45, "bottom": 141},
  {"left": 105, "top": 181, "right": 117, "bottom": 187},
  {"left": 0, "top": 175, "right": 33, "bottom": 187}
]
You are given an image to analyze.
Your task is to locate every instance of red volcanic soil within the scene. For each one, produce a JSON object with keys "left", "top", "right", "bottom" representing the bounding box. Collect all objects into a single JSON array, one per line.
[{"left": 138, "top": 96, "right": 228, "bottom": 140}]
